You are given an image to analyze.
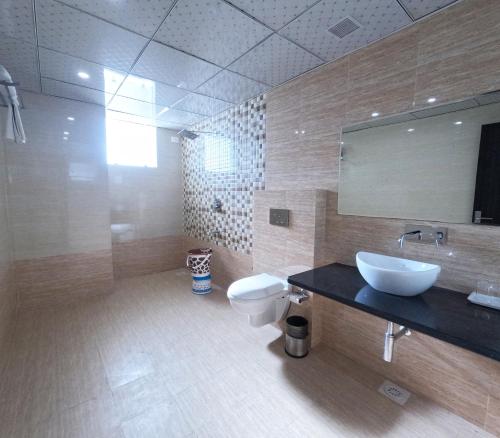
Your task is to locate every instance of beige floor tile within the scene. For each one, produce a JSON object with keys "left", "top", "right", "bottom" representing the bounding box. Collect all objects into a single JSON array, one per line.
[{"left": 0, "top": 269, "right": 493, "bottom": 438}]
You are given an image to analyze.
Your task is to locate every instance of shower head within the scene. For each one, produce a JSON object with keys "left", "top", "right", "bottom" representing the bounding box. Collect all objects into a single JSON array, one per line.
[{"left": 178, "top": 129, "right": 199, "bottom": 140}]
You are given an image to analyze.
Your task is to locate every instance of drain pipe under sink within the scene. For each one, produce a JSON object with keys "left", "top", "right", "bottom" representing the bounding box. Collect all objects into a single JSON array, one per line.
[{"left": 384, "top": 321, "right": 411, "bottom": 362}]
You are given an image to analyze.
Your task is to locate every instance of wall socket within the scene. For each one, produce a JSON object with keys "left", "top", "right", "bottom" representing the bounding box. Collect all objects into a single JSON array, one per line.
[{"left": 269, "top": 208, "right": 289, "bottom": 227}]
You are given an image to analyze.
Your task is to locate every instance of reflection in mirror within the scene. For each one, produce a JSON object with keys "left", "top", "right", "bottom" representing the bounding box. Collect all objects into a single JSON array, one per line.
[{"left": 339, "top": 91, "right": 500, "bottom": 225}]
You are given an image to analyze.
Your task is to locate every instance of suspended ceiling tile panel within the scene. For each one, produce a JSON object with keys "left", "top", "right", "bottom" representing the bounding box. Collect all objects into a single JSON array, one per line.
[
  {"left": 116, "top": 75, "right": 189, "bottom": 107},
  {"left": 132, "top": 41, "right": 221, "bottom": 90},
  {"left": 35, "top": 0, "right": 148, "bottom": 71},
  {"left": 154, "top": 0, "right": 272, "bottom": 67},
  {"left": 0, "top": 36, "right": 40, "bottom": 92},
  {"left": 39, "top": 48, "right": 125, "bottom": 94},
  {"left": 399, "top": 0, "right": 457, "bottom": 20},
  {"left": 196, "top": 70, "right": 268, "bottom": 104},
  {"left": 107, "top": 110, "right": 179, "bottom": 129},
  {"left": 172, "top": 93, "right": 232, "bottom": 116},
  {"left": 107, "top": 95, "right": 160, "bottom": 119},
  {"left": 280, "top": 0, "right": 412, "bottom": 61},
  {"left": 228, "top": 34, "right": 323, "bottom": 86},
  {"left": 156, "top": 108, "right": 205, "bottom": 127},
  {"left": 41, "top": 78, "right": 112, "bottom": 106},
  {"left": 0, "top": 0, "right": 36, "bottom": 43},
  {"left": 228, "top": 0, "right": 318, "bottom": 30},
  {"left": 57, "top": 0, "right": 176, "bottom": 37}
]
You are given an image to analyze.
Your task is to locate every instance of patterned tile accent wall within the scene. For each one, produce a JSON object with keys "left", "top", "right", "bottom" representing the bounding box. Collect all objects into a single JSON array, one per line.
[{"left": 182, "top": 95, "right": 266, "bottom": 254}]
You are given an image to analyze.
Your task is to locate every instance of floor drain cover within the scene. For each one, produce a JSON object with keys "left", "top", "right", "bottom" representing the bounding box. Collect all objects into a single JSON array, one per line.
[{"left": 378, "top": 380, "right": 411, "bottom": 405}]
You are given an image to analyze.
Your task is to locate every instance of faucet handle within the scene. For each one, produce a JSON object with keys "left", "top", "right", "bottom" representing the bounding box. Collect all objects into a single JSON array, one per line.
[{"left": 435, "top": 231, "right": 444, "bottom": 248}]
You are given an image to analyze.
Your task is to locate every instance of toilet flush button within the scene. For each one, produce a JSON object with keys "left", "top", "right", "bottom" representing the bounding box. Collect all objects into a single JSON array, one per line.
[{"left": 269, "top": 208, "right": 289, "bottom": 227}]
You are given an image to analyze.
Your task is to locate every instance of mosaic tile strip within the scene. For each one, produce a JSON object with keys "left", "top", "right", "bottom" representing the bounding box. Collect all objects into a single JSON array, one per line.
[{"left": 182, "top": 94, "right": 266, "bottom": 254}]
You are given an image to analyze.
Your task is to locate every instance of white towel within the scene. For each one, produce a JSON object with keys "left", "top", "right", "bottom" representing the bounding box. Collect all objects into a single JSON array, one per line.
[{"left": 0, "top": 65, "right": 26, "bottom": 144}]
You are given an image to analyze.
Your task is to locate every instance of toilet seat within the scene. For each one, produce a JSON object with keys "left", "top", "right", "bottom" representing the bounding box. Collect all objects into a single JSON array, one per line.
[
  {"left": 227, "top": 273, "right": 291, "bottom": 327},
  {"left": 227, "top": 273, "right": 288, "bottom": 301}
]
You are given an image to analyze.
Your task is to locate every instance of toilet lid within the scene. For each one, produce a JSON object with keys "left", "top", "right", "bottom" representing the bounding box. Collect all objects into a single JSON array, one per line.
[{"left": 227, "top": 273, "right": 288, "bottom": 300}]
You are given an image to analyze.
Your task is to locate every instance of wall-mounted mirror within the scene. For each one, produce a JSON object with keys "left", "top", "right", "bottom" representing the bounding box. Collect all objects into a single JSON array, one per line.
[{"left": 339, "top": 91, "right": 500, "bottom": 225}]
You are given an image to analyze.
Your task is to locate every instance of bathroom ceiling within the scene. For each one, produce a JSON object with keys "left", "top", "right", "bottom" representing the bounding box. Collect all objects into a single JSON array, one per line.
[{"left": 0, "top": 0, "right": 459, "bottom": 130}]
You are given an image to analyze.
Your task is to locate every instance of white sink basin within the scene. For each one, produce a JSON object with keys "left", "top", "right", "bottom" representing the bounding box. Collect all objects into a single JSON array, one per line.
[{"left": 356, "top": 252, "right": 441, "bottom": 296}]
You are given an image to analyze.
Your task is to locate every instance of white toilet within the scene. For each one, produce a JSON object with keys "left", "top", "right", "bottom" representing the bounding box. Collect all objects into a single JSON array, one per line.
[{"left": 227, "top": 273, "right": 291, "bottom": 327}]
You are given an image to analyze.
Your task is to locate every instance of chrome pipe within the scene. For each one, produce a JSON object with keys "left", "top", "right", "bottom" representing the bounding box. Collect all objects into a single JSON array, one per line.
[{"left": 384, "top": 321, "right": 411, "bottom": 362}]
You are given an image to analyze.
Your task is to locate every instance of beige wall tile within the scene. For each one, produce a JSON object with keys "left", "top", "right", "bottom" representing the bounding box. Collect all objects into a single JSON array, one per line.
[
  {"left": 346, "top": 28, "right": 418, "bottom": 124},
  {"left": 15, "top": 249, "right": 114, "bottom": 309},
  {"left": 415, "top": 0, "right": 500, "bottom": 107},
  {"left": 0, "top": 131, "right": 15, "bottom": 350},
  {"left": 112, "top": 235, "right": 186, "bottom": 280}
]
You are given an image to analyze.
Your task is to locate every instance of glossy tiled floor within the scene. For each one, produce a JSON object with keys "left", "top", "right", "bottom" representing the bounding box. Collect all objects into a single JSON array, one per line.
[{"left": 0, "top": 269, "right": 492, "bottom": 437}]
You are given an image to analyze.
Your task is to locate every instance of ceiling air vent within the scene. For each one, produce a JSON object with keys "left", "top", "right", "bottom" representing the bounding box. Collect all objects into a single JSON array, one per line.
[{"left": 328, "top": 17, "right": 361, "bottom": 39}]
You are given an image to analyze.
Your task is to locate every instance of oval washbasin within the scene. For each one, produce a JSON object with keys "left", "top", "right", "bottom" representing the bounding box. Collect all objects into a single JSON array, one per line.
[{"left": 356, "top": 251, "right": 441, "bottom": 296}]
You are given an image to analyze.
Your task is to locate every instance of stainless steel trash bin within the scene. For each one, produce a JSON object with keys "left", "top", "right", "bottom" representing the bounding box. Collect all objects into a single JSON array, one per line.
[{"left": 285, "top": 315, "right": 309, "bottom": 358}]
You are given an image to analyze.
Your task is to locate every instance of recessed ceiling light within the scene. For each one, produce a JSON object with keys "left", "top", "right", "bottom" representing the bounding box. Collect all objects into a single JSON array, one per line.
[
  {"left": 301, "top": 130, "right": 305, "bottom": 134},
  {"left": 427, "top": 97, "right": 437, "bottom": 103},
  {"left": 67, "top": 116, "right": 75, "bottom": 121},
  {"left": 454, "top": 121, "right": 463, "bottom": 125},
  {"left": 371, "top": 112, "right": 379, "bottom": 117},
  {"left": 407, "top": 128, "right": 415, "bottom": 132},
  {"left": 63, "top": 131, "right": 69, "bottom": 135},
  {"left": 77, "top": 71, "right": 90, "bottom": 79},
  {"left": 63, "top": 136, "right": 68, "bottom": 141},
  {"left": 294, "top": 130, "right": 299, "bottom": 134}
]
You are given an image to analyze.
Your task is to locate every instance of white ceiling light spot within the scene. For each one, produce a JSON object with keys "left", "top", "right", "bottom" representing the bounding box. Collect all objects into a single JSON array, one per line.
[
  {"left": 77, "top": 71, "right": 90, "bottom": 79},
  {"left": 427, "top": 97, "right": 437, "bottom": 103},
  {"left": 371, "top": 112, "right": 379, "bottom": 117},
  {"left": 454, "top": 121, "right": 463, "bottom": 125},
  {"left": 63, "top": 131, "right": 69, "bottom": 135},
  {"left": 407, "top": 128, "right": 415, "bottom": 132},
  {"left": 67, "top": 116, "right": 75, "bottom": 121}
]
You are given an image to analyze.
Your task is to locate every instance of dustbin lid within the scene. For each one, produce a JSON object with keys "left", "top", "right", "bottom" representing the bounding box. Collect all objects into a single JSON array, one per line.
[{"left": 227, "top": 273, "right": 288, "bottom": 300}]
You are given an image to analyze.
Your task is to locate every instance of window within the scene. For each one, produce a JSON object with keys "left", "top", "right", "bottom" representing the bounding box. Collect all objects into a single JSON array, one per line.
[
  {"left": 105, "top": 112, "right": 157, "bottom": 168},
  {"left": 104, "top": 69, "right": 158, "bottom": 168},
  {"left": 204, "top": 134, "right": 234, "bottom": 173}
]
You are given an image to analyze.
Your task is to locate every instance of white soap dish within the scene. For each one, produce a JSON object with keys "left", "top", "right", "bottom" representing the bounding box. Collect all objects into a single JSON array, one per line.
[{"left": 467, "top": 291, "right": 500, "bottom": 311}]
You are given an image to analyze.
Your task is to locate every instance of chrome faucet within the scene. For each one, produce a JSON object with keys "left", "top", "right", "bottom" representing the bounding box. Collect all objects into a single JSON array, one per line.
[
  {"left": 398, "top": 230, "right": 422, "bottom": 248},
  {"left": 435, "top": 231, "right": 444, "bottom": 248}
]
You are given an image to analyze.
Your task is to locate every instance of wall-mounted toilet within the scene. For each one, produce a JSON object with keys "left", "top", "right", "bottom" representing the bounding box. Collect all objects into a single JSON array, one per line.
[{"left": 227, "top": 273, "right": 291, "bottom": 327}]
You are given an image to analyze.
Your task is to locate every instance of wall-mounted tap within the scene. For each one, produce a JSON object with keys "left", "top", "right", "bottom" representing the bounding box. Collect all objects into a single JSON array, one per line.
[
  {"left": 398, "top": 230, "right": 422, "bottom": 248},
  {"left": 398, "top": 225, "right": 448, "bottom": 248},
  {"left": 212, "top": 198, "right": 223, "bottom": 213},
  {"left": 435, "top": 231, "right": 444, "bottom": 248}
]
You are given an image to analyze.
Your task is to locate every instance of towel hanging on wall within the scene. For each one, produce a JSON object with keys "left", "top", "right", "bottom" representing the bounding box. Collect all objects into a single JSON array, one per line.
[{"left": 0, "top": 64, "right": 26, "bottom": 144}]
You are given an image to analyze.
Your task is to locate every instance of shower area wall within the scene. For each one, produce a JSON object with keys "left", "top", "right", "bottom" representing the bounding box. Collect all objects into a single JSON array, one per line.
[
  {"left": 182, "top": 95, "right": 266, "bottom": 287},
  {"left": 0, "top": 114, "right": 15, "bottom": 347}
]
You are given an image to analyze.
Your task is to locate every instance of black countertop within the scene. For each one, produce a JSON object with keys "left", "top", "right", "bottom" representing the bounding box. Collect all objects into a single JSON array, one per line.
[{"left": 288, "top": 263, "right": 500, "bottom": 362}]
